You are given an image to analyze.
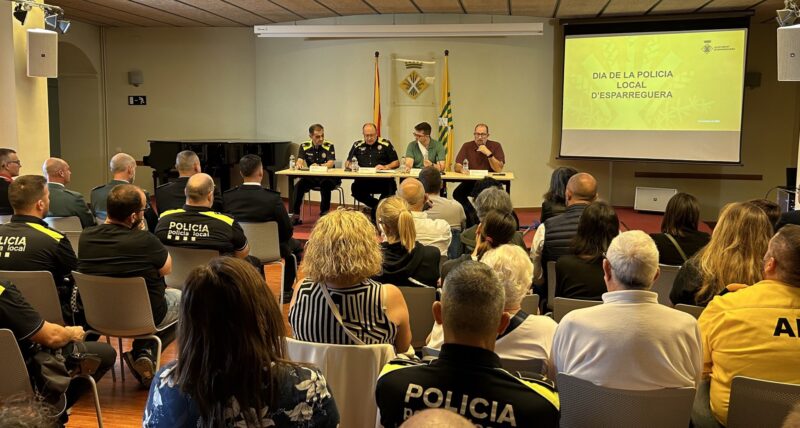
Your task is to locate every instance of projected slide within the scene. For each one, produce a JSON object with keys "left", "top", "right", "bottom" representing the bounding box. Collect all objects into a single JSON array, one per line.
[{"left": 560, "top": 29, "right": 747, "bottom": 163}]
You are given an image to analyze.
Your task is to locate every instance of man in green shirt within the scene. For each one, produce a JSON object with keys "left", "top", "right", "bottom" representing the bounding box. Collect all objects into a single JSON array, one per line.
[{"left": 404, "top": 122, "right": 446, "bottom": 171}]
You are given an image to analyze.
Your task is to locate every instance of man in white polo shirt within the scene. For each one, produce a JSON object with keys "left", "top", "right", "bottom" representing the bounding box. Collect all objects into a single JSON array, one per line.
[
  {"left": 551, "top": 230, "right": 702, "bottom": 390},
  {"left": 398, "top": 177, "right": 451, "bottom": 255}
]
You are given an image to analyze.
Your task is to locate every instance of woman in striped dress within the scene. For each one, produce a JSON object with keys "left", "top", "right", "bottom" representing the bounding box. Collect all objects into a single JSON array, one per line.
[{"left": 289, "top": 209, "right": 412, "bottom": 353}]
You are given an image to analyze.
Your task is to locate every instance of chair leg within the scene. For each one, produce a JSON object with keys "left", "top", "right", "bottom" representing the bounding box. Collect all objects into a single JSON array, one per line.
[
  {"left": 153, "top": 336, "right": 164, "bottom": 372},
  {"left": 105, "top": 335, "right": 115, "bottom": 382},
  {"left": 79, "top": 374, "right": 104, "bottom": 428},
  {"left": 118, "top": 337, "right": 125, "bottom": 382}
]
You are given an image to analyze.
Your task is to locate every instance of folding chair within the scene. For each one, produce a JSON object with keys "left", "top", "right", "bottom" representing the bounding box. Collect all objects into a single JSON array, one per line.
[
  {"left": 239, "top": 221, "right": 296, "bottom": 297},
  {"left": 557, "top": 373, "right": 696, "bottom": 428},
  {"left": 727, "top": 376, "right": 800, "bottom": 428},
  {"left": 652, "top": 264, "right": 680, "bottom": 306},
  {"left": 73, "top": 272, "right": 177, "bottom": 383},
  {"left": 164, "top": 246, "right": 218, "bottom": 290},
  {"left": 397, "top": 286, "right": 436, "bottom": 349},
  {"left": 0, "top": 271, "right": 65, "bottom": 325},
  {"left": 286, "top": 338, "right": 395, "bottom": 428},
  {"left": 675, "top": 303, "right": 705, "bottom": 320},
  {"left": 546, "top": 261, "right": 556, "bottom": 311},
  {"left": 44, "top": 216, "right": 83, "bottom": 232},
  {"left": 553, "top": 297, "right": 602, "bottom": 323},
  {"left": 521, "top": 294, "right": 540, "bottom": 315}
]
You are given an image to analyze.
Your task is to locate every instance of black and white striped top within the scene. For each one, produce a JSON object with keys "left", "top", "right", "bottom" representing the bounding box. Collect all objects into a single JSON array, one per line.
[{"left": 289, "top": 278, "right": 398, "bottom": 346}]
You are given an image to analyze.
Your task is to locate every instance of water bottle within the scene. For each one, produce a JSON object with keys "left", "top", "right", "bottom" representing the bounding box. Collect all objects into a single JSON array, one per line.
[
  {"left": 351, "top": 157, "right": 359, "bottom": 172},
  {"left": 289, "top": 154, "right": 296, "bottom": 170},
  {"left": 400, "top": 156, "right": 407, "bottom": 173},
  {"left": 462, "top": 159, "right": 469, "bottom": 174}
]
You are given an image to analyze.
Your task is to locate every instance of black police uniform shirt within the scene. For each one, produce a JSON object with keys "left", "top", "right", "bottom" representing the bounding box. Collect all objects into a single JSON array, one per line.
[
  {"left": 155, "top": 176, "right": 223, "bottom": 214},
  {"left": 0, "top": 215, "right": 78, "bottom": 294},
  {"left": 0, "top": 281, "right": 44, "bottom": 358},
  {"left": 0, "top": 176, "right": 12, "bottom": 215},
  {"left": 155, "top": 205, "right": 247, "bottom": 255},
  {"left": 299, "top": 140, "right": 336, "bottom": 166},
  {"left": 78, "top": 223, "right": 170, "bottom": 324},
  {"left": 376, "top": 343, "right": 560, "bottom": 428},
  {"left": 346, "top": 138, "right": 398, "bottom": 168},
  {"left": 222, "top": 184, "right": 293, "bottom": 244}
]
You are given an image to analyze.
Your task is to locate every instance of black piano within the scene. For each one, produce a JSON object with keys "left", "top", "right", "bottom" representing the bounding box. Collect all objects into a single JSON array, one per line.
[{"left": 143, "top": 139, "right": 292, "bottom": 192}]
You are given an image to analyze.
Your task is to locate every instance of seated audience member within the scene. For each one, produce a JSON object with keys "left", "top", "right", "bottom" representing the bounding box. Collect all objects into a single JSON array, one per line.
[
  {"left": 155, "top": 173, "right": 252, "bottom": 261},
  {"left": 748, "top": 198, "right": 781, "bottom": 231},
  {"left": 43, "top": 158, "right": 96, "bottom": 228},
  {"left": 459, "top": 187, "right": 525, "bottom": 254},
  {"left": 0, "top": 148, "right": 21, "bottom": 215},
  {"left": 419, "top": 166, "right": 465, "bottom": 230},
  {"left": 650, "top": 193, "right": 710, "bottom": 266},
  {"left": 540, "top": 166, "right": 578, "bottom": 224},
  {"left": 552, "top": 230, "right": 702, "bottom": 390},
  {"left": 373, "top": 196, "right": 440, "bottom": 287},
  {"left": 289, "top": 210, "right": 411, "bottom": 352},
  {"left": 695, "top": 225, "right": 800, "bottom": 426},
  {"left": 91, "top": 152, "right": 157, "bottom": 230},
  {"left": 462, "top": 177, "right": 520, "bottom": 230},
  {"left": 531, "top": 172, "right": 598, "bottom": 287},
  {"left": 400, "top": 409, "right": 473, "bottom": 427},
  {"left": 670, "top": 202, "right": 772, "bottom": 306},
  {"left": 556, "top": 201, "right": 619, "bottom": 300},
  {"left": 0, "top": 280, "right": 116, "bottom": 415},
  {"left": 441, "top": 210, "right": 517, "bottom": 280},
  {"left": 0, "top": 175, "right": 79, "bottom": 324},
  {"left": 376, "top": 261, "right": 559, "bottom": 428},
  {"left": 144, "top": 257, "right": 339, "bottom": 427},
  {"left": 223, "top": 154, "right": 302, "bottom": 302},
  {"left": 79, "top": 184, "right": 179, "bottom": 387},
  {"left": 428, "top": 245, "right": 558, "bottom": 367},
  {"left": 398, "top": 178, "right": 451, "bottom": 255},
  {"left": 154, "top": 150, "right": 222, "bottom": 214}
]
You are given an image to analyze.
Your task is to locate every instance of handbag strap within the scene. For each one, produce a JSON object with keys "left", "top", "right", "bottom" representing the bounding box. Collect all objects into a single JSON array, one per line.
[
  {"left": 665, "top": 233, "right": 689, "bottom": 263},
  {"left": 319, "top": 283, "right": 366, "bottom": 346}
]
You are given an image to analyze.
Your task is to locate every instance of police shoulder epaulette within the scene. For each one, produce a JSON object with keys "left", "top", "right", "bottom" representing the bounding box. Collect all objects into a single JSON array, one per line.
[
  {"left": 156, "top": 182, "right": 173, "bottom": 189},
  {"left": 378, "top": 357, "right": 423, "bottom": 378},
  {"left": 507, "top": 370, "right": 559, "bottom": 409},
  {"left": 90, "top": 184, "right": 106, "bottom": 191},
  {"left": 353, "top": 140, "right": 365, "bottom": 147},
  {"left": 64, "top": 188, "right": 81, "bottom": 196},
  {"left": 159, "top": 208, "right": 185, "bottom": 219},
  {"left": 26, "top": 222, "right": 64, "bottom": 242},
  {"left": 200, "top": 211, "right": 234, "bottom": 226},
  {"left": 301, "top": 140, "right": 313, "bottom": 149},
  {"left": 222, "top": 186, "right": 240, "bottom": 194},
  {"left": 322, "top": 140, "right": 333, "bottom": 149},
  {"left": 378, "top": 138, "right": 391, "bottom": 146}
]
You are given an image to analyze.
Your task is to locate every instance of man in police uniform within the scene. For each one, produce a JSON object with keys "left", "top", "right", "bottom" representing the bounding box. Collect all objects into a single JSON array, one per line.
[
  {"left": 0, "top": 175, "right": 79, "bottom": 325},
  {"left": 90, "top": 152, "right": 157, "bottom": 231},
  {"left": 155, "top": 150, "right": 223, "bottom": 214},
  {"left": 346, "top": 122, "right": 399, "bottom": 220},
  {"left": 290, "top": 124, "right": 340, "bottom": 224},
  {"left": 0, "top": 148, "right": 21, "bottom": 215},
  {"left": 224, "top": 154, "right": 301, "bottom": 302},
  {"left": 375, "top": 261, "right": 560, "bottom": 427},
  {"left": 43, "top": 158, "right": 96, "bottom": 228},
  {"left": 155, "top": 173, "right": 251, "bottom": 260}
]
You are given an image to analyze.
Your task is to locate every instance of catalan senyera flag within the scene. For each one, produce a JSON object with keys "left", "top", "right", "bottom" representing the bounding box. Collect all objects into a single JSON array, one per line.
[
  {"left": 438, "top": 51, "right": 454, "bottom": 170},
  {"left": 373, "top": 52, "right": 382, "bottom": 137}
]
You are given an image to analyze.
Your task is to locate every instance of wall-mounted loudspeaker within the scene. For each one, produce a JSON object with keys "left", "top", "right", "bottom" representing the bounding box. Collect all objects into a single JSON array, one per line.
[
  {"left": 128, "top": 70, "right": 143, "bottom": 86},
  {"left": 778, "top": 24, "right": 800, "bottom": 81},
  {"left": 27, "top": 29, "right": 58, "bottom": 78}
]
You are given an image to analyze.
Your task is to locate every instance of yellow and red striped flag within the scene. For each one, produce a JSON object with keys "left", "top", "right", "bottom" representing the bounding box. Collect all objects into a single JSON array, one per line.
[
  {"left": 373, "top": 51, "right": 382, "bottom": 137},
  {"left": 438, "top": 50, "right": 454, "bottom": 170}
]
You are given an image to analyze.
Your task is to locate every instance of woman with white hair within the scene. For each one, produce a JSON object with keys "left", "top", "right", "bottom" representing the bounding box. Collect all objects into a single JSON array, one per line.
[{"left": 427, "top": 244, "right": 557, "bottom": 362}]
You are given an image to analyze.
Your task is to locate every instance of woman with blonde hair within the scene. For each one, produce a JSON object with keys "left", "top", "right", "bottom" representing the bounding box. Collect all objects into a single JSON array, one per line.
[
  {"left": 289, "top": 209, "right": 412, "bottom": 352},
  {"left": 373, "top": 196, "right": 440, "bottom": 287},
  {"left": 427, "top": 245, "right": 557, "bottom": 365},
  {"left": 670, "top": 201, "right": 773, "bottom": 306}
]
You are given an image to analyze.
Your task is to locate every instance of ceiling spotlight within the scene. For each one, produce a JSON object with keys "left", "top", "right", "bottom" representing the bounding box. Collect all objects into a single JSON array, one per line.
[
  {"left": 44, "top": 10, "right": 59, "bottom": 31},
  {"left": 57, "top": 20, "right": 70, "bottom": 34},
  {"left": 13, "top": 4, "right": 30, "bottom": 25},
  {"left": 777, "top": 0, "right": 800, "bottom": 27}
]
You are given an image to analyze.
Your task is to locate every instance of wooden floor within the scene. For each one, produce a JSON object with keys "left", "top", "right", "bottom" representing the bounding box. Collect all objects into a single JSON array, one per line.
[{"left": 67, "top": 264, "right": 289, "bottom": 428}]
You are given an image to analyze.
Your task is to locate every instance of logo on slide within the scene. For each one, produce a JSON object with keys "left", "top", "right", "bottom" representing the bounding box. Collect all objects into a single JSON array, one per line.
[{"left": 702, "top": 41, "right": 713, "bottom": 54}]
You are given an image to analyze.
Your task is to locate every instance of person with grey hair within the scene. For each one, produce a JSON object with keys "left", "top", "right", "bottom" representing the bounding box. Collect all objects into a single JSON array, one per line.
[
  {"left": 43, "top": 157, "right": 96, "bottom": 228},
  {"left": 155, "top": 150, "right": 223, "bottom": 214},
  {"left": 376, "top": 261, "right": 559, "bottom": 428},
  {"left": 551, "top": 230, "right": 702, "bottom": 390},
  {"left": 155, "top": 173, "right": 251, "bottom": 261},
  {"left": 427, "top": 245, "right": 558, "bottom": 373},
  {"left": 398, "top": 177, "right": 451, "bottom": 255},
  {"left": 459, "top": 187, "right": 525, "bottom": 254},
  {"left": 90, "top": 152, "right": 158, "bottom": 230}
]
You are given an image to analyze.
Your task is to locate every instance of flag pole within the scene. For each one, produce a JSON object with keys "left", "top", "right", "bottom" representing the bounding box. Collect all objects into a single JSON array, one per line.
[{"left": 373, "top": 51, "right": 382, "bottom": 138}]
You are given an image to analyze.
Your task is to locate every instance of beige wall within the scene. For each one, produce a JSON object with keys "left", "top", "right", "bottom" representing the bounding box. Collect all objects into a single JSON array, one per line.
[
  {"left": 0, "top": 2, "right": 51, "bottom": 175},
  {"left": 53, "top": 15, "right": 800, "bottom": 215}
]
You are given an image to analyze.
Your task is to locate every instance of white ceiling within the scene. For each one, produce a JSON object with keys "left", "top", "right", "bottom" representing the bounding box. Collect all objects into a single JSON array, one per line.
[{"left": 44, "top": 0, "right": 784, "bottom": 27}]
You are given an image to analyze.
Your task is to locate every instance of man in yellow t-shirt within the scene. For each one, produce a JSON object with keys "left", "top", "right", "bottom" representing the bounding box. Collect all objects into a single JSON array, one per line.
[{"left": 698, "top": 224, "right": 800, "bottom": 426}]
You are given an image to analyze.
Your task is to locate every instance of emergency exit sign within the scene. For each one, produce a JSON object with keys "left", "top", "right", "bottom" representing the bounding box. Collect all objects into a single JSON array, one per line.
[{"left": 128, "top": 96, "right": 147, "bottom": 106}]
